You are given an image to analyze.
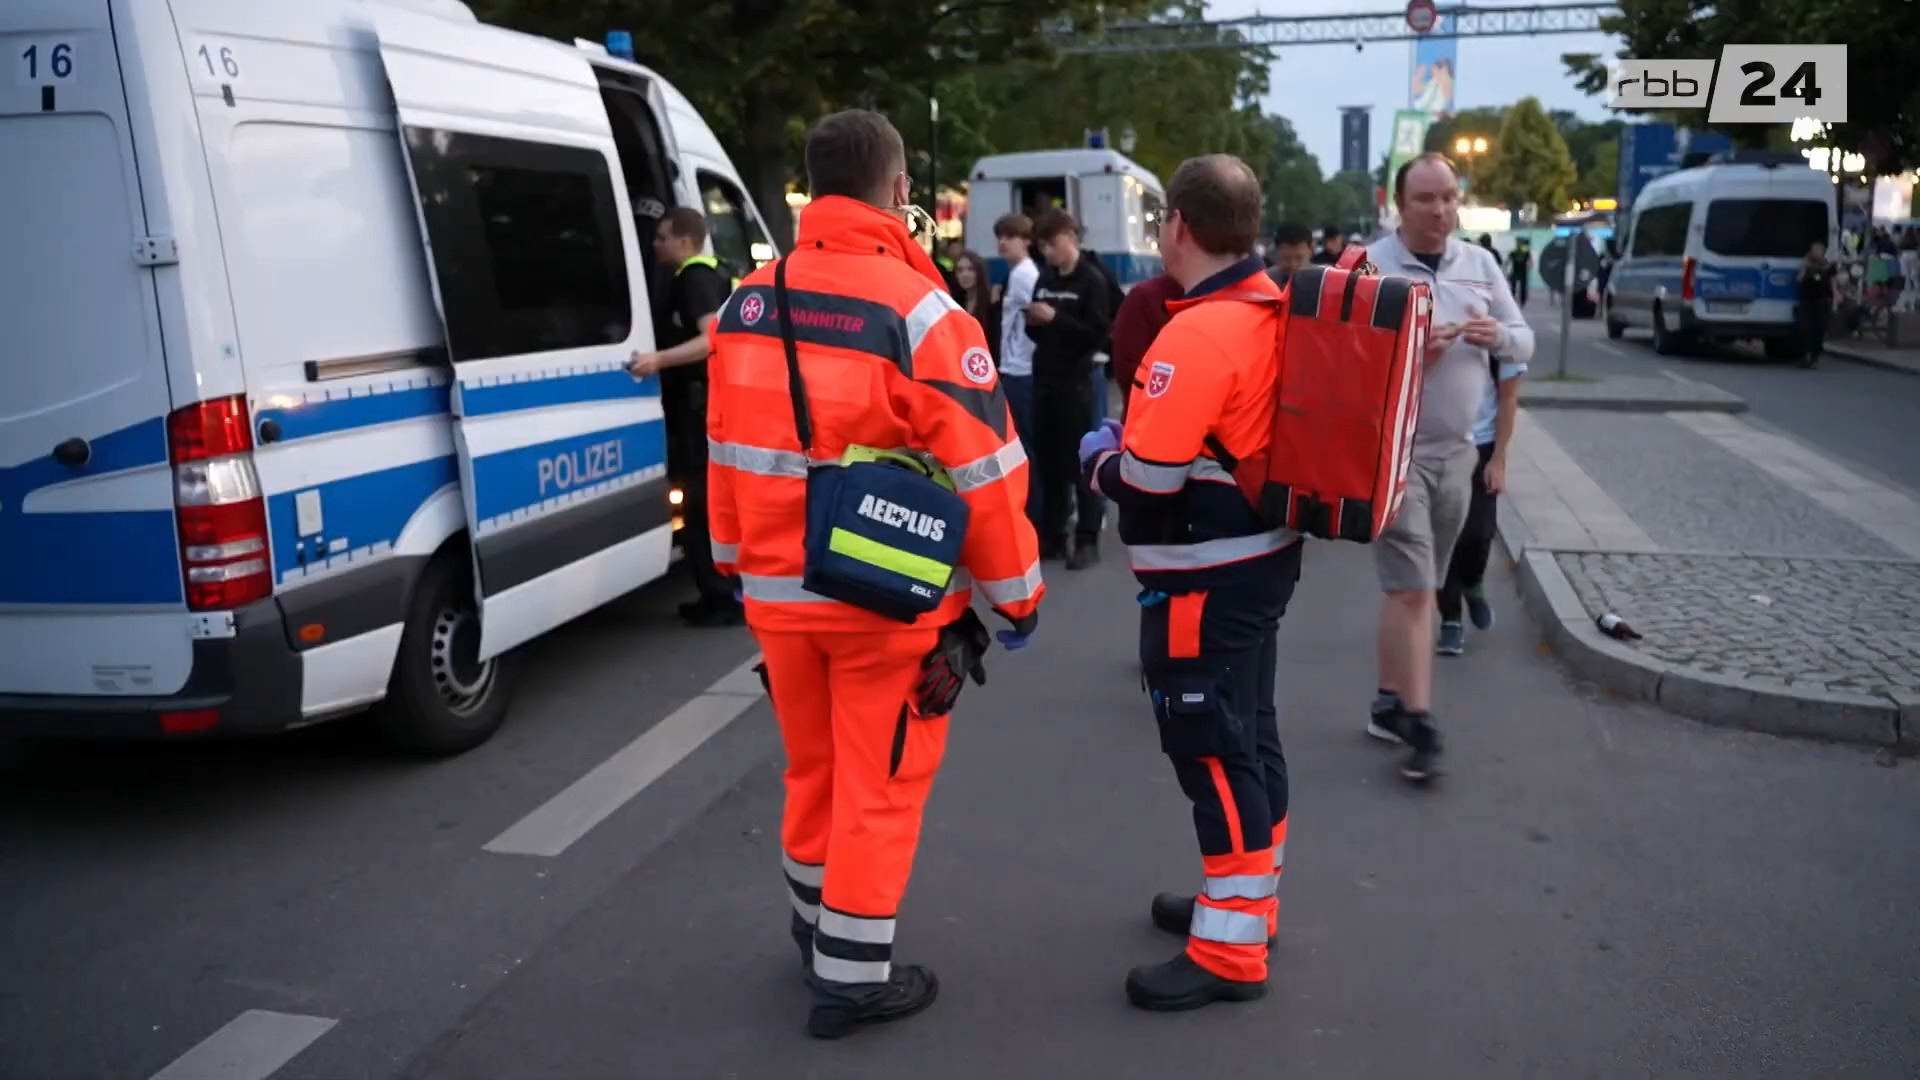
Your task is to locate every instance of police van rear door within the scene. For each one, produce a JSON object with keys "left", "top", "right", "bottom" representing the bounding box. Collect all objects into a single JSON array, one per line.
[
  {"left": 370, "top": 6, "right": 671, "bottom": 661},
  {"left": 0, "top": 0, "right": 195, "bottom": 699}
]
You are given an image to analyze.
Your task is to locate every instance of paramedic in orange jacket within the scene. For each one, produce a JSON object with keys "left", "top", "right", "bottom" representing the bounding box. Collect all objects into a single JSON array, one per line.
[
  {"left": 706, "top": 110, "right": 1044, "bottom": 1040},
  {"left": 1082, "top": 155, "right": 1301, "bottom": 1012}
]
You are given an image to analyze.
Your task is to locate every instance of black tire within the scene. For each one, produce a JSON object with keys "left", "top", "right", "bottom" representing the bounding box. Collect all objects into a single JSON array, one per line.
[
  {"left": 1605, "top": 299, "right": 1626, "bottom": 340},
  {"left": 1652, "top": 303, "right": 1683, "bottom": 356},
  {"left": 374, "top": 553, "right": 516, "bottom": 756},
  {"left": 1764, "top": 337, "right": 1807, "bottom": 363}
]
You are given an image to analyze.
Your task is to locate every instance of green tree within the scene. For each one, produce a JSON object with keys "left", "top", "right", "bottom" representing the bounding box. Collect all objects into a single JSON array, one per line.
[
  {"left": 1576, "top": 137, "right": 1620, "bottom": 202},
  {"left": 470, "top": 0, "right": 1160, "bottom": 238},
  {"left": 1258, "top": 115, "right": 1330, "bottom": 230},
  {"left": 1563, "top": 0, "right": 1920, "bottom": 172},
  {"left": 1323, "top": 169, "right": 1377, "bottom": 233},
  {"left": 1423, "top": 105, "right": 1504, "bottom": 192},
  {"left": 951, "top": 1, "right": 1275, "bottom": 187},
  {"left": 1480, "top": 97, "right": 1579, "bottom": 220},
  {"left": 1550, "top": 111, "right": 1625, "bottom": 201}
]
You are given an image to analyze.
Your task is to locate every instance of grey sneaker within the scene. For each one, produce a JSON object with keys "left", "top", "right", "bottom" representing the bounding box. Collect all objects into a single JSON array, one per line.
[
  {"left": 1367, "top": 693, "right": 1407, "bottom": 744},
  {"left": 1436, "top": 621, "right": 1466, "bottom": 656}
]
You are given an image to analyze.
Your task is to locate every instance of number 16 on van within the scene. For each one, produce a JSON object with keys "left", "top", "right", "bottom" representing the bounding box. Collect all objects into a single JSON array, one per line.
[{"left": 1608, "top": 45, "right": 1847, "bottom": 125}]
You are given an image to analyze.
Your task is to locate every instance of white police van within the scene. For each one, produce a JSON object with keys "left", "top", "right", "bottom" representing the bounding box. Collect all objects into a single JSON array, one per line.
[
  {"left": 1606, "top": 157, "right": 1836, "bottom": 359},
  {"left": 0, "top": 0, "right": 778, "bottom": 754},
  {"left": 964, "top": 148, "right": 1165, "bottom": 289}
]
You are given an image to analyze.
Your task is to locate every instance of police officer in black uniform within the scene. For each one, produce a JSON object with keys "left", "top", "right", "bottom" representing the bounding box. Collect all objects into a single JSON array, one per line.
[{"left": 628, "top": 207, "right": 741, "bottom": 626}]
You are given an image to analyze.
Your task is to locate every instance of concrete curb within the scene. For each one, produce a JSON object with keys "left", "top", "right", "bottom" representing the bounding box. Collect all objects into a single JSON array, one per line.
[
  {"left": 1518, "top": 393, "right": 1749, "bottom": 414},
  {"left": 1825, "top": 344, "right": 1920, "bottom": 378},
  {"left": 1495, "top": 501, "right": 1911, "bottom": 749}
]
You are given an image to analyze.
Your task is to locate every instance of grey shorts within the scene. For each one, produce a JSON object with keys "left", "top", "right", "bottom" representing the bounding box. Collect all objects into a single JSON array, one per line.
[{"left": 1373, "top": 443, "right": 1479, "bottom": 593}]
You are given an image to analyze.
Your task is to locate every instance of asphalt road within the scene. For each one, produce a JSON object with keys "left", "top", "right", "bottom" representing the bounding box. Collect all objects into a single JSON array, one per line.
[
  {"left": 5, "top": 536, "right": 1917, "bottom": 1079},
  {"left": 1530, "top": 299, "right": 1920, "bottom": 496}
]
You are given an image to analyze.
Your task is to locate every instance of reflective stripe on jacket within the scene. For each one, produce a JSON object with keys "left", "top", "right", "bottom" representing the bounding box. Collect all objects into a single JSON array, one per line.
[{"left": 707, "top": 196, "right": 1045, "bottom": 632}]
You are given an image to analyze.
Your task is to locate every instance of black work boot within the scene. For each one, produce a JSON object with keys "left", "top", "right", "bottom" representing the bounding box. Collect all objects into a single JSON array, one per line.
[
  {"left": 1066, "top": 539, "right": 1101, "bottom": 571},
  {"left": 1400, "top": 711, "right": 1444, "bottom": 783},
  {"left": 1125, "top": 952, "right": 1266, "bottom": 1012},
  {"left": 790, "top": 910, "right": 815, "bottom": 972},
  {"left": 806, "top": 965, "right": 940, "bottom": 1039},
  {"left": 1149, "top": 893, "right": 1277, "bottom": 947}
]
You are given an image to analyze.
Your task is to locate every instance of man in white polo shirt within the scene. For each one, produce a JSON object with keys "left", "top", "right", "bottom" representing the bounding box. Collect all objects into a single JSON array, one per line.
[{"left": 1364, "top": 153, "right": 1533, "bottom": 783}]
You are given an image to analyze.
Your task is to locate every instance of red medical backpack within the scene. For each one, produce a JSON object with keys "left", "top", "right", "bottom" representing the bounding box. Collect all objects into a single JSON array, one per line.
[{"left": 1208, "top": 247, "right": 1433, "bottom": 543}]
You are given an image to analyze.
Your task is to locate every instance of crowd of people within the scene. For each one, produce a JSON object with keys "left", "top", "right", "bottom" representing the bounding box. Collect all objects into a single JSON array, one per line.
[{"left": 626, "top": 112, "right": 1530, "bottom": 1039}]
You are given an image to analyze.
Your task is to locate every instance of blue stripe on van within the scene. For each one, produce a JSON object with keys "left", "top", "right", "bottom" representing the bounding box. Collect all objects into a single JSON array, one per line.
[
  {"left": 1, "top": 509, "right": 183, "bottom": 606},
  {"left": 0, "top": 416, "right": 170, "bottom": 501},
  {"left": 266, "top": 455, "right": 462, "bottom": 584},
  {"left": 470, "top": 418, "right": 667, "bottom": 524},
  {"left": 255, "top": 384, "right": 452, "bottom": 444},
  {"left": 1, "top": 416, "right": 179, "bottom": 606},
  {"left": 457, "top": 369, "right": 653, "bottom": 418},
  {"left": 1693, "top": 263, "right": 1802, "bottom": 303}
]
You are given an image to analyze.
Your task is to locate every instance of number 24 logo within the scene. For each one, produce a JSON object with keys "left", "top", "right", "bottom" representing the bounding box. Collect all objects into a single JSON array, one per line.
[{"left": 1739, "top": 59, "right": 1821, "bottom": 107}]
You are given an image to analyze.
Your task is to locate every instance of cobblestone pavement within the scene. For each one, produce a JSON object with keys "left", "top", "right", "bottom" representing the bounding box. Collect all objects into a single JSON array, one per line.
[
  {"left": 1558, "top": 551, "right": 1920, "bottom": 698},
  {"left": 1533, "top": 411, "right": 1906, "bottom": 558}
]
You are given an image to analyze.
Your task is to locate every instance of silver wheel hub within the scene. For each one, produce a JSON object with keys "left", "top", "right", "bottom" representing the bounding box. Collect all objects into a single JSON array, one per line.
[{"left": 430, "top": 605, "right": 493, "bottom": 716}]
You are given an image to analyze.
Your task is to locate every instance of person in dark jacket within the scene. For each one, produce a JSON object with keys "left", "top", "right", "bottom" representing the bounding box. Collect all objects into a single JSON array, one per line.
[
  {"left": 1027, "top": 209, "right": 1114, "bottom": 570},
  {"left": 1110, "top": 272, "right": 1182, "bottom": 420},
  {"left": 1079, "top": 247, "right": 1129, "bottom": 428},
  {"left": 1310, "top": 224, "right": 1348, "bottom": 266}
]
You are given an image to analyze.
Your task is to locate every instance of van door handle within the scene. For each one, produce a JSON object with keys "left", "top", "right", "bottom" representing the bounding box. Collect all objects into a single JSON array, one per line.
[{"left": 52, "top": 437, "right": 91, "bottom": 468}]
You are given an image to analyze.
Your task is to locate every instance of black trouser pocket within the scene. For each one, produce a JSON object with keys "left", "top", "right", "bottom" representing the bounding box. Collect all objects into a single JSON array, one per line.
[
  {"left": 887, "top": 705, "right": 909, "bottom": 779},
  {"left": 1147, "top": 658, "right": 1236, "bottom": 760}
]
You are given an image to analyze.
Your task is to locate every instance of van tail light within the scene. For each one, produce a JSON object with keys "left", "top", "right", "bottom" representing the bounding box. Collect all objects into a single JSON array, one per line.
[
  {"left": 167, "top": 395, "right": 272, "bottom": 611},
  {"left": 1680, "top": 256, "right": 1696, "bottom": 302}
]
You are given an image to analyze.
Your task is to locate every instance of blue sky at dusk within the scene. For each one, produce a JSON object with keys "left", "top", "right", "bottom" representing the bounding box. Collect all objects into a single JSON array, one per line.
[{"left": 1204, "top": 0, "right": 1622, "bottom": 174}]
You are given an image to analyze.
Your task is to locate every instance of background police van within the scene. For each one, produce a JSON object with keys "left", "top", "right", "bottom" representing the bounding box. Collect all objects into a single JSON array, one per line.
[
  {"left": 1605, "top": 156, "right": 1836, "bottom": 360},
  {"left": 964, "top": 148, "right": 1166, "bottom": 290},
  {"left": 0, "top": 0, "right": 778, "bottom": 754}
]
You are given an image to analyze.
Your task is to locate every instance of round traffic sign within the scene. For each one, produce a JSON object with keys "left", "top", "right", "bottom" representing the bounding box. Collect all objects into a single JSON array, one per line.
[{"left": 1406, "top": 0, "right": 1438, "bottom": 34}]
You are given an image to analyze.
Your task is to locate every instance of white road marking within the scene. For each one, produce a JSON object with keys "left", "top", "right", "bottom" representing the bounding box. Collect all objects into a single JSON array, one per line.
[
  {"left": 1595, "top": 342, "right": 1625, "bottom": 357},
  {"left": 484, "top": 654, "right": 768, "bottom": 857},
  {"left": 149, "top": 1010, "right": 337, "bottom": 1080},
  {"left": 1670, "top": 412, "right": 1920, "bottom": 558},
  {"left": 1505, "top": 411, "right": 1659, "bottom": 552}
]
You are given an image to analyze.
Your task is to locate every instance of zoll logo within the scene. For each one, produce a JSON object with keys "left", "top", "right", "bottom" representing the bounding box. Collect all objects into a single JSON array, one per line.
[{"left": 1609, "top": 59, "right": 1715, "bottom": 109}]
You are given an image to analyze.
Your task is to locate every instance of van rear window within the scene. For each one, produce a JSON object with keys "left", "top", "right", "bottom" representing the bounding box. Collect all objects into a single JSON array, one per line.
[{"left": 1703, "top": 199, "right": 1827, "bottom": 259}]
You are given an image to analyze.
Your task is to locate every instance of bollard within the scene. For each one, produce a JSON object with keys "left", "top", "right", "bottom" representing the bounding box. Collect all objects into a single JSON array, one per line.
[{"left": 1556, "top": 233, "right": 1575, "bottom": 380}]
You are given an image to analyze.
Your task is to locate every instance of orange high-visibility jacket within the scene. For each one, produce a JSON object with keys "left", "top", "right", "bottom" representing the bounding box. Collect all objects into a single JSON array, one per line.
[
  {"left": 1091, "top": 257, "right": 1301, "bottom": 594},
  {"left": 706, "top": 196, "right": 1045, "bottom": 633}
]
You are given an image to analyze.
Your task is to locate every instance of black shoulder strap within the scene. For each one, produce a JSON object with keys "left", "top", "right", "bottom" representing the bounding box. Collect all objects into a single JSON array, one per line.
[
  {"left": 1203, "top": 434, "right": 1238, "bottom": 472},
  {"left": 773, "top": 256, "right": 813, "bottom": 452}
]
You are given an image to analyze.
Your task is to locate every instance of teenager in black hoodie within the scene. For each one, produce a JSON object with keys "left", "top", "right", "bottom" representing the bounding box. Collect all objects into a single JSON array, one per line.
[{"left": 1026, "top": 209, "right": 1113, "bottom": 570}]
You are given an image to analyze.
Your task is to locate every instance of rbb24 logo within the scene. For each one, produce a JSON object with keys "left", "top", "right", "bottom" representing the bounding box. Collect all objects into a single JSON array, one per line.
[{"left": 1609, "top": 46, "right": 1847, "bottom": 124}]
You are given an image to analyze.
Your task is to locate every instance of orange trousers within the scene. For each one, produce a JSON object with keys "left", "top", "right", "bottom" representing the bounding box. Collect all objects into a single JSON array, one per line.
[{"left": 759, "top": 626, "right": 948, "bottom": 988}]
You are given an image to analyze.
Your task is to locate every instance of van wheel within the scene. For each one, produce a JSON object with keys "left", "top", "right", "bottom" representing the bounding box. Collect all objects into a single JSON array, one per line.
[
  {"left": 375, "top": 555, "right": 516, "bottom": 756},
  {"left": 1652, "top": 304, "right": 1683, "bottom": 356},
  {"left": 1604, "top": 300, "right": 1626, "bottom": 340},
  {"left": 1764, "top": 337, "right": 1806, "bottom": 363}
]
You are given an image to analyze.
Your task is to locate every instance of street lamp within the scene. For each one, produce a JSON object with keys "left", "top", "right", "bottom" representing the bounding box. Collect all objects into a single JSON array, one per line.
[{"left": 1455, "top": 135, "right": 1488, "bottom": 157}]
